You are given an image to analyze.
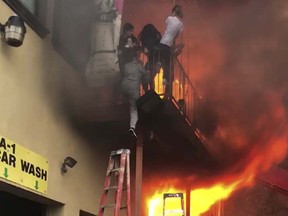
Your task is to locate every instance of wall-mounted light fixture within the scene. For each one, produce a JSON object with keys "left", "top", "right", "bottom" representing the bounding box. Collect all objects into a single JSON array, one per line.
[
  {"left": 61, "top": 156, "right": 77, "bottom": 174},
  {"left": 0, "top": 15, "right": 26, "bottom": 47}
]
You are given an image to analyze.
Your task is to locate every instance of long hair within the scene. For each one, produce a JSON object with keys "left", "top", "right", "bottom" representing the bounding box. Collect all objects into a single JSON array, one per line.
[{"left": 138, "top": 24, "right": 161, "bottom": 52}]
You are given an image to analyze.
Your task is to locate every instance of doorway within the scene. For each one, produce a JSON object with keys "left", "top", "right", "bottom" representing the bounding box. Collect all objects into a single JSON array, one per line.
[{"left": 0, "top": 190, "right": 46, "bottom": 216}]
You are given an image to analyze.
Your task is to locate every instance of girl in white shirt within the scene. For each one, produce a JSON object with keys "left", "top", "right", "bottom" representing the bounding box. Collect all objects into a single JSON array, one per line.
[{"left": 159, "top": 4, "right": 184, "bottom": 96}]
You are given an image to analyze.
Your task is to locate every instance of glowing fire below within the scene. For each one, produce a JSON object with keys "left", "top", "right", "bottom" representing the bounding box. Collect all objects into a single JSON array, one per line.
[{"left": 147, "top": 183, "right": 238, "bottom": 216}]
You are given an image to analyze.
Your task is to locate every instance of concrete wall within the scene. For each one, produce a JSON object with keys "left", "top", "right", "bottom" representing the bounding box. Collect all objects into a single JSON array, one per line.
[{"left": 0, "top": 2, "right": 110, "bottom": 215}]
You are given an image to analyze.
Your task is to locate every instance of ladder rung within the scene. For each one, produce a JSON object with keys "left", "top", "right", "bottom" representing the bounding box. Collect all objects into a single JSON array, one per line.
[
  {"left": 108, "top": 168, "right": 122, "bottom": 173},
  {"left": 100, "top": 204, "right": 127, "bottom": 210},
  {"left": 165, "top": 209, "right": 184, "bottom": 214},
  {"left": 103, "top": 186, "right": 127, "bottom": 191},
  {"left": 100, "top": 204, "right": 115, "bottom": 209},
  {"left": 164, "top": 193, "right": 184, "bottom": 198},
  {"left": 110, "top": 149, "right": 130, "bottom": 156},
  {"left": 111, "top": 168, "right": 121, "bottom": 172},
  {"left": 104, "top": 186, "right": 117, "bottom": 190}
]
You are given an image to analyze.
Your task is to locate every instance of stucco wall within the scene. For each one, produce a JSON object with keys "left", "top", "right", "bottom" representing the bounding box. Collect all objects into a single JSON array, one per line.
[{"left": 0, "top": 2, "right": 109, "bottom": 216}]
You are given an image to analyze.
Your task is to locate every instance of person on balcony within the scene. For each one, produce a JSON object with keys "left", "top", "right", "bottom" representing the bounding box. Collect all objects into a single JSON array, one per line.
[
  {"left": 115, "top": 23, "right": 139, "bottom": 104},
  {"left": 121, "top": 47, "right": 149, "bottom": 138},
  {"left": 138, "top": 24, "right": 162, "bottom": 90},
  {"left": 118, "top": 23, "right": 139, "bottom": 80},
  {"left": 159, "top": 4, "right": 184, "bottom": 96}
]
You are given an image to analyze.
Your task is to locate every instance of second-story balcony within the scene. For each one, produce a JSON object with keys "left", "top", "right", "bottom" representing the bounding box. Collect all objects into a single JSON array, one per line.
[{"left": 64, "top": 48, "right": 217, "bottom": 175}]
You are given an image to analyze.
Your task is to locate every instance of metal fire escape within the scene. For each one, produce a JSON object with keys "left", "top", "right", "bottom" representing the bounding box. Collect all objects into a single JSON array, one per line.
[
  {"left": 73, "top": 50, "right": 213, "bottom": 167},
  {"left": 70, "top": 50, "right": 219, "bottom": 216},
  {"left": 139, "top": 53, "right": 212, "bottom": 166}
]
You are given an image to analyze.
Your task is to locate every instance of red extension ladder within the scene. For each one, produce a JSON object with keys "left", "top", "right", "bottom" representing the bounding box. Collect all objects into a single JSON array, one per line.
[{"left": 98, "top": 149, "right": 131, "bottom": 216}]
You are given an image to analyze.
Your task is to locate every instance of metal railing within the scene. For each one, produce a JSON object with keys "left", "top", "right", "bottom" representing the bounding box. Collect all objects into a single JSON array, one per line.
[
  {"left": 171, "top": 57, "right": 197, "bottom": 125},
  {"left": 139, "top": 51, "right": 197, "bottom": 125}
]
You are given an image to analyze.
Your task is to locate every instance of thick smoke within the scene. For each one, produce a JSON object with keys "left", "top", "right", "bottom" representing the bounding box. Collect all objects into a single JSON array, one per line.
[
  {"left": 191, "top": 0, "right": 288, "bottom": 172},
  {"left": 124, "top": 1, "right": 288, "bottom": 214},
  {"left": 136, "top": 0, "right": 288, "bottom": 195}
]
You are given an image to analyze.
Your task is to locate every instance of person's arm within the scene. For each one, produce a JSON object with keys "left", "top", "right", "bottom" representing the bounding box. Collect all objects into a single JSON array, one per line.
[
  {"left": 131, "top": 35, "right": 139, "bottom": 48},
  {"left": 118, "top": 35, "right": 128, "bottom": 51},
  {"left": 175, "top": 22, "right": 183, "bottom": 39},
  {"left": 172, "top": 22, "right": 184, "bottom": 55}
]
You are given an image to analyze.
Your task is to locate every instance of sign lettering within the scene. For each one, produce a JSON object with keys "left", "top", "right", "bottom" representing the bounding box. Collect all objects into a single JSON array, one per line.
[{"left": 0, "top": 135, "right": 48, "bottom": 194}]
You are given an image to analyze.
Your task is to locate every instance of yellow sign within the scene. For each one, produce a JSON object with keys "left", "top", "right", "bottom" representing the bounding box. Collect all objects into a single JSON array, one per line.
[{"left": 0, "top": 135, "right": 48, "bottom": 194}]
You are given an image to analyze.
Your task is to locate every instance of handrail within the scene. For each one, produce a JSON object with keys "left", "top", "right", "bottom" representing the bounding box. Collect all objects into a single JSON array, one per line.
[
  {"left": 139, "top": 50, "right": 198, "bottom": 125},
  {"left": 174, "top": 58, "right": 196, "bottom": 92},
  {"left": 171, "top": 56, "right": 198, "bottom": 125}
]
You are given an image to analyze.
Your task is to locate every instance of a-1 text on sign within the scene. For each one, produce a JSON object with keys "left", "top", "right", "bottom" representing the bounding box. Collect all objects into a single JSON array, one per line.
[{"left": 0, "top": 135, "right": 48, "bottom": 194}]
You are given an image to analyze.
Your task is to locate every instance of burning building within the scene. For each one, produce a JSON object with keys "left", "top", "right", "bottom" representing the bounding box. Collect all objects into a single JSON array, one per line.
[
  {"left": 1, "top": 0, "right": 288, "bottom": 216},
  {"left": 123, "top": 0, "right": 288, "bottom": 215}
]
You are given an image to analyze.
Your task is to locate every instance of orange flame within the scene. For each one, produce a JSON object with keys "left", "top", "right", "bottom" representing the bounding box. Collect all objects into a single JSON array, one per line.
[
  {"left": 189, "top": 183, "right": 237, "bottom": 215},
  {"left": 146, "top": 183, "right": 238, "bottom": 216},
  {"left": 137, "top": 3, "right": 288, "bottom": 214}
]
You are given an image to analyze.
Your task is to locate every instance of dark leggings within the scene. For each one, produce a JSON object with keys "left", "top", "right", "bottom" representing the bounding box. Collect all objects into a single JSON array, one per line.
[
  {"left": 159, "top": 43, "right": 172, "bottom": 83},
  {"left": 144, "top": 50, "right": 160, "bottom": 89}
]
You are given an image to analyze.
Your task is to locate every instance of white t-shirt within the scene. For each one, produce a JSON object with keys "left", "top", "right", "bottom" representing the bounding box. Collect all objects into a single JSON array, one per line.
[{"left": 160, "top": 16, "right": 183, "bottom": 47}]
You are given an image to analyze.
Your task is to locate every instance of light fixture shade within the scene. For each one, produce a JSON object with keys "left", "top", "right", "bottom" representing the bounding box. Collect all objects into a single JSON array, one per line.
[
  {"left": 61, "top": 156, "right": 77, "bottom": 174},
  {"left": 64, "top": 156, "right": 77, "bottom": 168},
  {"left": 4, "top": 15, "right": 26, "bottom": 47}
]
